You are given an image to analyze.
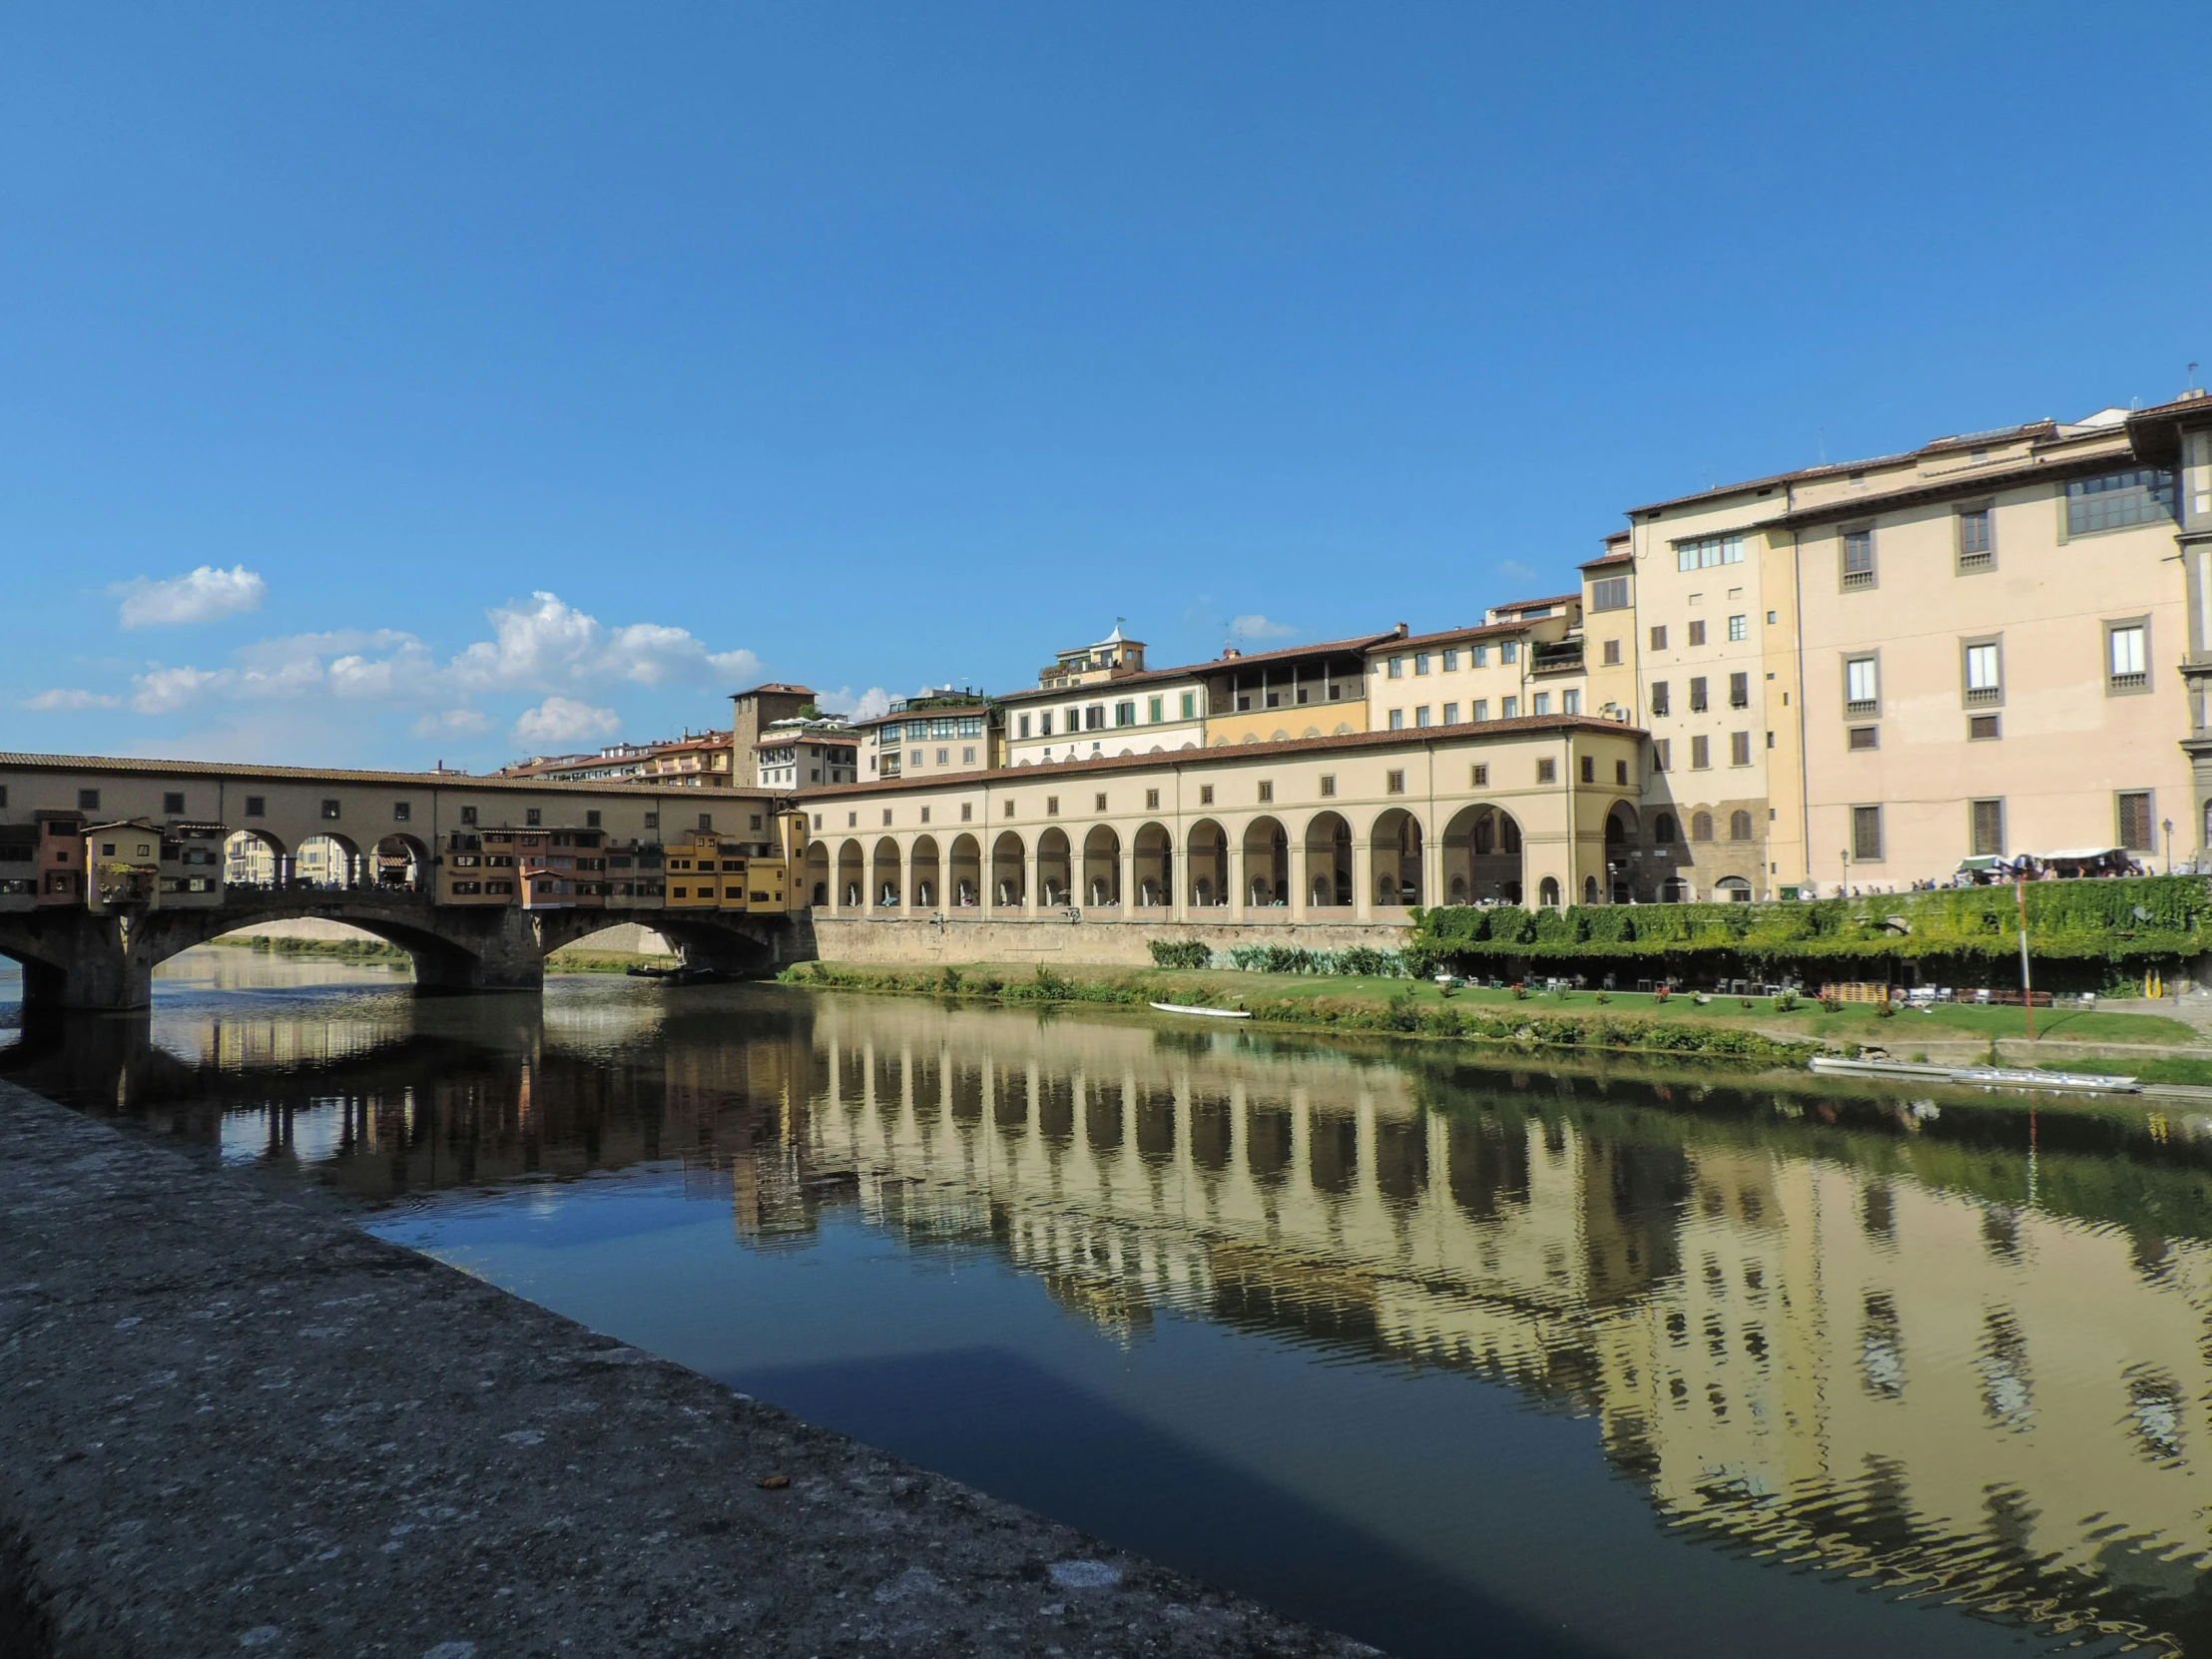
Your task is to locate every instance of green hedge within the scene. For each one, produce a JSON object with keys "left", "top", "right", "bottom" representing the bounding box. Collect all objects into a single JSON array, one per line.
[{"left": 1408, "top": 875, "right": 2212, "bottom": 980}]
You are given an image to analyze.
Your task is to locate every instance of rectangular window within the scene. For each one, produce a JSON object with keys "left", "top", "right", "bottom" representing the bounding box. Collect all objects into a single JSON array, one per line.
[
  {"left": 1414, "top": 705, "right": 1432, "bottom": 727},
  {"left": 2117, "top": 791, "right": 2156, "bottom": 852},
  {"left": 1045, "top": 796, "right": 1059, "bottom": 816},
  {"left": 1115, "top": 701, "right": 1136, "bottom": 727},
  {"left": 162, "top": 791, "right": 186, "bottom": 814},
  {"left": 1727, "top": 614, "right": 1747, "bottom": 642},
  {"left": 1729, "top": 672, "right": 1748, "bottom": 708},
  {"left": 1845, "top": 655, "right": 1880, "bottom": 716},
  {"left": 1018, "top": 714, "right": 1032, "bottom": 739},
  {"left": 1085, "top": 706, "right": 1103, "bottom": 731},
  {"left": 919, "top": 806, "right": 931, "bottom": 825},
  {"left": 644, "top": 812, "right": 659, "bottom": 830},
  {"left": 392, "top": 801, "right": 412, "bottom": 822},
  {"left": 1730, "top": 731, "right": 1751, "bottom": 766},
  {"left": 1601, "top": 638, "right": 1621, "bottom": 666},
  {"left": 1687, "top": 620, "right": 1707, "bottom": 647},
  {"left": 1257, "top": 782, "right": 1274, "bottom": 804},
  {"left": 1470, "top": 699, "right": 1488, "bottom": 722},
  {"left": 1500, "top": 696, "right": 1518, "bottom": 719},
  {"left": 1038, "top": 712, "right": 1052, "bottom": 737},
  {"left": 1093, "top": 792, "right": 1108, "bottom": 812},
  {"left": 1319, "top": 776, "right": 1336, "bottom": 797},
  {"left": 962, "top": 747, "right": 976, "bottom": 764},
  {"left": 1536, "top": 758, "right": 1557, "bottom": 784},
  {"left": 1649, "top": 681, "right": 1670, "bottom": 717},
  {"left": 77, "top": 788, "right": 101, "bottom": 812},
  {"left": 699, "top": 813, "right": 714, "bottom": 831},
  {"left": 1852, "top": 805, "right": 1885, "bottom": 862},
  {"left": 1199, "top": 785, "right": 1214, "bottom": 806},
  {"left": 1848, "top": 725, "right": 1880, "bottom": 751},
  {"left": 1649, "top": 625, "right": 1668, "bottom": 652},
  {"left": 1387, "top": 656, "right": 1404, "bottom": 679},
  {"left": 1970, "top": 799, "right": 2005, "bottom": 856},
  {"left": 244, "top": 795, "right": 266, "bottom": 818},
  {"left": 1962, "top": 638, "right": 2002, "bottom": 706},
  {"left": 1145, "top": 788, "right": 1160, "bottom": 810},
  {"left": 1615, "top": 759, "right": 1629, "bottom": 785},
  {"left": 1675, "top": 533, "right": 1745, "bottom": 571},
  {"left": 1442, "top": 702, "right": 1459, "bottom": 724},
  {"left": 1385, "top": 770, "right": 1405, "bottom": 795},
  {"left": 1388, "top": 709, "right": 1405, "bottom": 731},
  {"left": 1970, "top": 713, "right": 2001, "bottom": 740},
  {"left": 2068, "top": 469, "right": 2177, "bottom": 535},
  {"left": 1579, "top": 755, "right": 1595, "bottom": 784},
  {"left": 1148, "top": 696, "right": 1162, "bottom": 723},
  {"left": 1690, "top": 735, "right": 1711, "bottom": 770},
  {"left": 1531, "top": 692, "right": 1550, "bottom": 715},
  {"left": 1470, "top": 764, "right": 1488, "bottom": 787},
  {"left": 460, "top": 805, "right": 479, "bottom": 826},
  {"left": 1688, "top": 677, "right": 1709, "bottom": 713},
  {"left": 1413, "top": 653, "right": 1430, "bottom": 675},
  {"left": 1590, "top": 575, "right": 1631, "bottom": 612},
  {"left": 1470, "top": 645, "right": 1487, "bottom": 667},
  {"left": 1500, "top": 642, "right": 1518, "bottom": 664},
  {"left": 586, "top": 810, "right": 601, "bottom": 829},
  {"left": 1562, "top": 689, "right": 1581, "bottom": 714},
  {"left": 1653, "top": 739, "right": 1670, "bottom": 772},
  {"left": 1442, "top": 649, "right": 1458, "bottom": 670},
  {"left": 321, "top": 799, "right": 342, "bottom": 821},
  {"left": 1957, "top": 506, "right": 1993, "bottom": 571},
  {"left": 1001, "top": 802, "right": 1013, "bottom": 819},
  {"left": 2107, "top": 619, "right": 2149, "bottom": 693},
  {"left": 1842, "top": 527, "right": 1877, "bottom": 591},
  {"left": 1179, "top": 692, "right": 1196, "bottom": 720}
]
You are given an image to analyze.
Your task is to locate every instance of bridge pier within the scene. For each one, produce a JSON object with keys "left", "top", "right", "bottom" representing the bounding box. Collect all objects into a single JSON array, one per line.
[
  {"left": 408, "top": 907, "right": 546, "bottom": 996},
  {"left": 0, "top": 911, "right": 158, "bottom": 1012}
]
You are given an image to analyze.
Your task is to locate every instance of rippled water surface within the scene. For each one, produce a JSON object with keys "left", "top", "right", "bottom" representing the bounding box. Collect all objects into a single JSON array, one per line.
[{"left": 8, "top": 949, "right": 2212, "bottom": 1657}]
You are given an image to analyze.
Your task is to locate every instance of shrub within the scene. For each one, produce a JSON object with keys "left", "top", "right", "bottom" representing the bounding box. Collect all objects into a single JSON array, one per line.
[
  {"left": 1511, "top": 982, "right": 1531, "bottom": 1000},
  {"left": 1772, "top": 990, "right": 1800, "bottom": 1012},
  {"left": 1594, "top": 990, "right": 1610, "bottom": 1004},
  {"left": 939, "top": 966, "right": 964, "bottom": 993},
  {"left": 1148, "top": 939, "right": 1213, "bottom": 970}
]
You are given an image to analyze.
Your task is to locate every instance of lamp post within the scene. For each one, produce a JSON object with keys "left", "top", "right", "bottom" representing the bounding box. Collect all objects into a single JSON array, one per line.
[{"left": 2163, "top": 817, "right": 2174, "bottom": 876}]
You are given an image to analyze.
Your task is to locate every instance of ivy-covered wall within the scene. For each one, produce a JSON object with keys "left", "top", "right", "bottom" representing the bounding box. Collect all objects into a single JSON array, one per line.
[{"left": 1408, "top": 875, "right": 2212, "bottom": 985}]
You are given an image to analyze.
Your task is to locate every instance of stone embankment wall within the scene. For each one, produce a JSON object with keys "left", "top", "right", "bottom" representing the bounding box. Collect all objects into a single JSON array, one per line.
[
  {"left": 809, "top": 915, "right": 1411, "bottom": 967},
  {"left": 0, "top": 1081, "right": 1370, "bottom": 1659}
]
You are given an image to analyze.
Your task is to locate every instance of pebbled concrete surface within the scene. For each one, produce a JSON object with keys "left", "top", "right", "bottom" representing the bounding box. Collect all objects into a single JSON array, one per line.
[{"left": 0, "top": 1080, "right": 1377, "bottom": 1659}]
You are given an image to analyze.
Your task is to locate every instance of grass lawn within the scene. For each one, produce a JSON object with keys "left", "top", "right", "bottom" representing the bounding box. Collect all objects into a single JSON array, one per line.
[
  {"left": 812, "top": 962, "right": 2207, "bottom": 1049},
  {"left": 2039, "top": 1054, "right": 2212, "bottom": 1086}
]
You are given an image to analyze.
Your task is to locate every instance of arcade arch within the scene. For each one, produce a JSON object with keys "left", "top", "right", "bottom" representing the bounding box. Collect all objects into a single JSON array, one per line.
[{"left": 1303, "top": 811, "right": 1352, "bottom": 908}]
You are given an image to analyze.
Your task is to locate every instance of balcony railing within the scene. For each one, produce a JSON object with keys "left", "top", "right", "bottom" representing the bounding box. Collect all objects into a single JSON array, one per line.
[
  {"left": 1964, "top": 686, "right": 2001, "bottom": 708},
  {"left": 1529, "top": 642, "right": 1584, "bottom": 676},
  {"left": 1845, "top": 698, "right": 1879, "bottom": 718},
  {"left": 2109, "top": 671, "right": 2148, "bottom": 693}
]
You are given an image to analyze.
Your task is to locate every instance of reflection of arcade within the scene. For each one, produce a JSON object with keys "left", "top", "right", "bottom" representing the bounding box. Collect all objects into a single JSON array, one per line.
[{"left": 796, "top": 999, "right": 2212, "bottom": 1656}]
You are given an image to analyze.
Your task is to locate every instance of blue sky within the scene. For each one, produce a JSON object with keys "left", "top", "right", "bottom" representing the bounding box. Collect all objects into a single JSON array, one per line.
[{"left": 3, "top": 3, "right": 2204, "bottom": 770}]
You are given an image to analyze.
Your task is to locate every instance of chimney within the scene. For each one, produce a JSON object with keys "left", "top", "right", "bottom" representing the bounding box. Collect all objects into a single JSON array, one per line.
[
  {"left": 1221, "top": 645, "right": 1242, "bottom": 659},
  {"left": 1394, "top": 621, "right": 1409, "bottom": 638}
]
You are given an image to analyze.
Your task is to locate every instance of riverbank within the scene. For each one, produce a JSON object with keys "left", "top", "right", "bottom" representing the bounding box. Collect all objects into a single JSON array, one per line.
[
  {"left": 779, "top": 960, "right": 2209, "bottom": 1071},
  {"left": 0, "top": 1080, "right": 1368, "bottom": 1659}
]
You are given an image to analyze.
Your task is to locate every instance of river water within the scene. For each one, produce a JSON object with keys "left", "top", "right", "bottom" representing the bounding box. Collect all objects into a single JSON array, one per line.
[{"left": 6, "top": 948, "right": 2212, "bottom": 1657}]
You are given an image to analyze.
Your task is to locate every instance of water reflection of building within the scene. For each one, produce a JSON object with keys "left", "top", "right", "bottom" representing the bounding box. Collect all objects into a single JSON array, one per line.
[{"left": 790, "top": 999, "right": 2212, "bottom": 1653}]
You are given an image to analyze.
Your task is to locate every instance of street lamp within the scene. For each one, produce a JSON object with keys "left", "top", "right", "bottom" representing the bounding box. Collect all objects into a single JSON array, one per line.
[{"left": 2163, "top": 817, "right": 2174, "bottom": 875}]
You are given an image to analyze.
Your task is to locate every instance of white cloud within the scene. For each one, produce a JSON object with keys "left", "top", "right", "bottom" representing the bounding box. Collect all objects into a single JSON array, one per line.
[
  {"left": 410, "top": 708, "right": 492, "bottom": 739},
  {"left": 131, "top": 665, "right": 237, "bottom": 714},
  {"left": 1228, "top": 613, "right": 1297, "bottom": 641},
  {"left": 817, "top": 685, "right": 891, "bottom": 721},
  {"left": 21, "top": 688, "right": 121, "bottom": 711},
  {"left": 1495, "top": 560, "right": 1537, "bottom": 586},
  {"left": 115, "top": 565, "right": 268, "bottom": 628},
  {"left": 513, "top": 696, "right": 620, "bottom": 748},
  {"left": 447, "top": 592, "right": 760, "bottom": 694}
]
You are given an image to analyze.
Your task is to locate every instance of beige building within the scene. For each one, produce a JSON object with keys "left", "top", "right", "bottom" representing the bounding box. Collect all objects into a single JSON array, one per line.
[
  {"left": 796, "top": 716, "right": 1643, "bottom": 919},
  {"left": 857, "top": 691, "right": 992, "bottom": 783},
  {"left": 756, "top": 717, "right": 860, "bottom": 790}
]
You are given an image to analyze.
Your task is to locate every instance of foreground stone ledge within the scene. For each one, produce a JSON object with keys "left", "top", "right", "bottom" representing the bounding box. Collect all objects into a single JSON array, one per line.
[{"left": 0, "top": 1081, "right": 1376, "bottom": 1659}]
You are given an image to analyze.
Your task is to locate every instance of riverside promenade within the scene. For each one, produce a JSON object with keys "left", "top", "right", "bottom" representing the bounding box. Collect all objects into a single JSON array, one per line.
[{"left": 0, "top": 1080, "right": 1371, "bottom": 1659}]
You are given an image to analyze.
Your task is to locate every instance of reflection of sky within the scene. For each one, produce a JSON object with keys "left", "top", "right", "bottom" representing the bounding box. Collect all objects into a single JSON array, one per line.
[{"left": 369, "top": 1178, "right": 2045, "bottom": 1659}]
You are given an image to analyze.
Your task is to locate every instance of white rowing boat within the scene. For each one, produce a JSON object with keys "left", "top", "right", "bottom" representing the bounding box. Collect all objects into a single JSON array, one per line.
[
  {"left": 1149, "top": 1001, "right": 1252, "bottom": 1019},
  {"left": 1809, "top": 1055, "right": 2140, "bottom": 1093}
]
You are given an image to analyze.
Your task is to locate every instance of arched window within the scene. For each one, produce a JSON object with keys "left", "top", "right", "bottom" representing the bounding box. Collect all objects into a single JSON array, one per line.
[
  {"left": 1538, "top": 875, "right": 1562, "bottom": 907},
  {"left": 1654, "top": 813, "right": 1679, "bottom": 843},
  {"left": 1730, "top": 811, "right": 1754, "bottom": 841},
  {"left": 1690, "top": 811, "right": 1714, "bottom": 842},
  {"left": 1583, "top": 875, "right": 1599, "bottom": 903},
  {"left": 1715, "top": 876, "right": 1753, "bottom": 903}
]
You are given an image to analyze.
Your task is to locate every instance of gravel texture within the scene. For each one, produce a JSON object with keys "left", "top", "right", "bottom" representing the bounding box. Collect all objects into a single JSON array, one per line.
[{"left": 0, "top": 1079, "right": 1376, "bottom": 1659}]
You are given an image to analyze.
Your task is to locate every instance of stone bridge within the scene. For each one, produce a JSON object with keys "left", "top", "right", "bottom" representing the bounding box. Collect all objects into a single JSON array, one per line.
[{"left": 0, "top": 887, "right": 806, "bottom": 1011}]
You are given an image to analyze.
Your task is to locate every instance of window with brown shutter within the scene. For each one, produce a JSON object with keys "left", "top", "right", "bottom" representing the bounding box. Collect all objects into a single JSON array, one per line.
[
  {"left": 2117, "top": 792, "right": 2155, "bottom": 852},
  {"left": 1852, "top": 805, "right": 1884, "bottom": 861},
  {"left": 1970, "top": 799, "right": 2004, "bottom": 856}
]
